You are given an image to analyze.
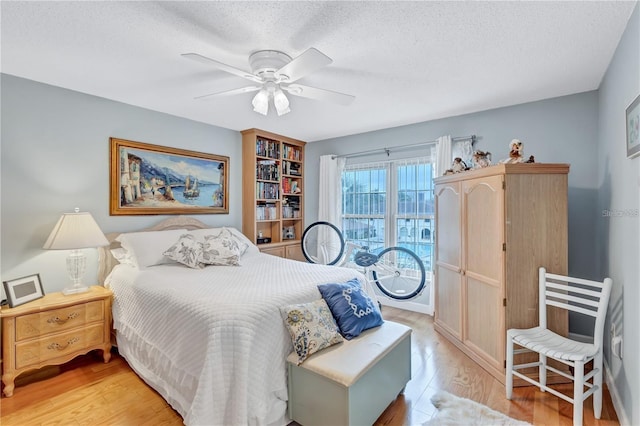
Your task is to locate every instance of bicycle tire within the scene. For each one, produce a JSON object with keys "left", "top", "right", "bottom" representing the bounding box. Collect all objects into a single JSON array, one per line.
[
  {"left": 371, "top": 246, "right": 426, "bottom": 300},
  {"left": 301, "top": 221, "right": 345, "bottom": 265}
]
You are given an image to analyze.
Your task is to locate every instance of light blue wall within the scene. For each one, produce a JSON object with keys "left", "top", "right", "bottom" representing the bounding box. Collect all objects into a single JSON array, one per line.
[
  {"left": 305, "top": 5, "right": 640, "bottom": 421},
  {"left": 306, "top": 91, "right": 600, "bottom": 285},
  {"left": 1, "top": 74, "right": 242, "bottom": 295},
  {"left": 597, "top": 3, "right": 639, "bottom": 425}
]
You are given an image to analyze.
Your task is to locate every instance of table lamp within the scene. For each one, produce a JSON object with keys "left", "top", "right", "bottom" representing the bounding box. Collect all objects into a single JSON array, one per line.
[{"left": 43, "top": 208, "right": 109, "bottom": 295}]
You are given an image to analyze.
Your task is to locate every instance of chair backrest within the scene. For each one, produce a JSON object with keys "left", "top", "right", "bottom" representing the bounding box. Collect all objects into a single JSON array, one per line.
[{"left": 538, "top": 267, "right": 612, "bottom": 347}]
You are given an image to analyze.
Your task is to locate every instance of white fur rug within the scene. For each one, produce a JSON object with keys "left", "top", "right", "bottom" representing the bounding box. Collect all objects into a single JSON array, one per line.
[{"left": 424, "top": 391, "right": 531, "bottom": 425}]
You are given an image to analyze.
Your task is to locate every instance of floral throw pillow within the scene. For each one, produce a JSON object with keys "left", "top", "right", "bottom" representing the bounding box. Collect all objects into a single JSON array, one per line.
[
  {"left": 281, "top": 298, "right": 343, "bottom": 365},
  {"left": 201, "top": 233, "right": 242, "bottom": 266},
  {"left": 221, "top": 227, "right": 250, "bottom": 256},
  {"left": 163, "top": 234, "right": 203, "bottom": 269}
]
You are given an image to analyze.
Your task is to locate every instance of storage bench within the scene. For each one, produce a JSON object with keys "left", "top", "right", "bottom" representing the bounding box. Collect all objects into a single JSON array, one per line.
[{"left": 287, "top": 320, "right": 412, "bottom": 426}]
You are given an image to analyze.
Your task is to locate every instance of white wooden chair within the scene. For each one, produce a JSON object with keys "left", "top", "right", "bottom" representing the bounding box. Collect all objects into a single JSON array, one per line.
[{"left": 506, "top": 267, "right": 612, "bottom": 426}]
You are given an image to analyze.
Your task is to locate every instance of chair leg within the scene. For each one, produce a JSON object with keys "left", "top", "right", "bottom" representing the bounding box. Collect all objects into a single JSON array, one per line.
[
  {"left": 594, "top": 353, "right": 603, "bottom": 419},
  {"left": 573, "top": 361, "right": 585, "bottom": 426},
  {"left": 539, "top": 353, "right": 547, "bottom": 392},
  {"left": 506, "top": 335, "right": 513, "bottom": 399}
]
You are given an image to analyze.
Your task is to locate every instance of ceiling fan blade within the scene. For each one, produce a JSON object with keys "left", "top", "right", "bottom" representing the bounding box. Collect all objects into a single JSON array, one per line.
[
  {"left": 283, "top": 84, "right": 355, "bottom": 106},
  {"left": 194, "top": 86, "right": 262, "bottom": 100},
  {"left": 182, "top": 53, "right": 262, "bottom": 83},
  {"left": 276, "top": 48, "right": 332, "bottom": 83}
]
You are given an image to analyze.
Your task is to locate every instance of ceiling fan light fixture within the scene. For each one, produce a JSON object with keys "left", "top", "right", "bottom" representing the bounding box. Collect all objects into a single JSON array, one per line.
[
  {"left": 252, "top": 89, "right": 269, "bottom": 115},
  {"left": 184, "top": 47, "right": 354, "bottom": 115},
  {"left": 274, "top": 89, "right": 291, "bottom": 116}
]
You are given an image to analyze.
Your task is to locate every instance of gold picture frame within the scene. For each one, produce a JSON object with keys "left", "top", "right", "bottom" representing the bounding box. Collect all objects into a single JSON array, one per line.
[{"left": 110, "top": 138, "right": 229, "bottom": 215}]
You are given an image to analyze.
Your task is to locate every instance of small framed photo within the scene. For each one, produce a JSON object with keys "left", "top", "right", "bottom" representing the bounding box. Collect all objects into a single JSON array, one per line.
[
  {"left": 626, "top": 94, "right": 640, "bottom": 159},
  {"left": 3, "top": 274, "right": 45, "bottom": 308}
]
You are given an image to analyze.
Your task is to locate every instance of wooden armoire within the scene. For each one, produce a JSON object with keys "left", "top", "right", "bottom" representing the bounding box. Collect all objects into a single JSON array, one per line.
[{"left": 433, "top": 163, "right": 570, "bottom": 384}]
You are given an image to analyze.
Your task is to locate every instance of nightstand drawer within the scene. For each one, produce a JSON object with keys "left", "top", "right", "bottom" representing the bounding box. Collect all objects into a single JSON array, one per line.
[
  {"left": 15, "top": 300, "right": 104, "bottom": 341},
  {"left": 15, "top": 323, "right": 106, "bottom": 369}
]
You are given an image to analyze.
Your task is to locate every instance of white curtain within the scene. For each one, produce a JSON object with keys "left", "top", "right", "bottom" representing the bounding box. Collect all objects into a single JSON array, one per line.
[
  {"left": 452, "top": 139, "right": 473, "bottom": 168},
  {"left": 318, "top": 155, "right": 346, "bottom": 223},
  {"left": 435, "top": 135, "right": 452, "bottom": 177},
  {"left": 317, "top": 155, "right": 346, "bottom": 263}
]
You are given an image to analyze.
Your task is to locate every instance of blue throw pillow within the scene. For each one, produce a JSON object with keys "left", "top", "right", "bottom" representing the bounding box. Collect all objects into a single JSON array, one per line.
[{"left": 317, "top": 278, "right": 384, "bottom": 340}]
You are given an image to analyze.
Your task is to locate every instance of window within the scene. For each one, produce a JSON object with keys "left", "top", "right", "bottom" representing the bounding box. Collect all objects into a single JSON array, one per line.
[
  {"left": 341, "top": 157, "right": 435, "bottom": 273},
  {"left": 341, "top": 163, "right": 387, "bottom": 255},
  {"left": 395, "top": 160, "right": 435, "bottom": 271}
]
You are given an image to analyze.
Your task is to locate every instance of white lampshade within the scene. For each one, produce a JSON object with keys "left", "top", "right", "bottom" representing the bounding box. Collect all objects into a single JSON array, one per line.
[
  {"left": 43, "top": 209, "right": 108, "bottom": 295},
  {"left": 43, "top": 210, "right": 109, "bottom": 249},
  {"left": 273, "top": 89, "right": 291, "bottom": 116},
  {"left": 252, "top": 89, "right": 269, "bottom": 115}
]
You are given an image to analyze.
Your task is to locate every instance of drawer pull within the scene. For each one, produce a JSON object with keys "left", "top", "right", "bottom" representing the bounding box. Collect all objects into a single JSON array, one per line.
[
  {"left": 47, "top": 337, "right": 80, "bottom": 351},
  {"left": 47, "top": 312, "right": 79, "bottom": 325}
]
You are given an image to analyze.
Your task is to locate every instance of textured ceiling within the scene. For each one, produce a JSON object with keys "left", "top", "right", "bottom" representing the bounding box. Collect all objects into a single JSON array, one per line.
[{"left": 1, "top": 1, "right": 636, "bottom": 142}]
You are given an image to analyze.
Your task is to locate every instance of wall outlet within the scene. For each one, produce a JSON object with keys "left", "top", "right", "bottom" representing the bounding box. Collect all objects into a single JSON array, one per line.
[
  {"left": 612, "top": 335, "right": 623, "bottom": 359},
  {"left": 610, "top": 323, "right": 623, "bottom": 360}
]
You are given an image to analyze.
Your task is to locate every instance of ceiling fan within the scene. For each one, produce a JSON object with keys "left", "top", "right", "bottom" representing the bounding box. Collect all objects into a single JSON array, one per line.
[{"left": 182, "top": 48, "right": 355, "bottom": 116}]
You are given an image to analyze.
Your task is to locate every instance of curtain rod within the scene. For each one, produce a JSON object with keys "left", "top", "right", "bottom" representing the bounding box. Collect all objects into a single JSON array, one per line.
[{"left": 332, "top": 135, "right": 476, "bottom": 160}]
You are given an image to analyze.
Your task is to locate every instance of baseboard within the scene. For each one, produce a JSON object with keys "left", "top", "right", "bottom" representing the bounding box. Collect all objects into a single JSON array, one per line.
[{"left": 604, "top": 359, "right": 629, "bottom": 426}]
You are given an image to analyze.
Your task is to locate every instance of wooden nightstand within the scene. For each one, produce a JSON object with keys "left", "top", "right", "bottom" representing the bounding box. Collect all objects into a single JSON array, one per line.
[{"left": 0, "top": 285, "right": 112, "bottom": 397}]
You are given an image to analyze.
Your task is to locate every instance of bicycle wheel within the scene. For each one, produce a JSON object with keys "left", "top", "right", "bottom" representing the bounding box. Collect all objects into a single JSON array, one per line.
[
  {"left": 301, "top": 221, "right": 345, "bottom": 265},
  {"left": 371, "top": 246, "right": 426, "bottom": 300}
]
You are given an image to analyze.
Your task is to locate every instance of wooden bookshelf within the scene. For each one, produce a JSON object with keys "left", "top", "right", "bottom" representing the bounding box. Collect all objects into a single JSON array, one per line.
[{"left": 241, "top": 128, "right": 306, "bottom": 261}]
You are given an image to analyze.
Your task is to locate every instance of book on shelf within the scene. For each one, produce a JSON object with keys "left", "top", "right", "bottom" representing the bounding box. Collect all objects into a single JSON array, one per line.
[
  {"left": 282, "top": 195, "right": 301, "bottom": 219},
  {"left": 282, "top": 160, "right": 302, "bottom": 176},
  {"left": 256, "top": 138, "right": 280, "bottom": 159},
  {"left": 282, "top": 196, "right": 300, "bottom": 205},
  {"left": 256, "top": 182, "right": 279, "bottom": 199},
  {"left": 282, "top": 145, "right": 301, "bottom": 161},
  {"left": 282, "top": 178, "right": 301, "bottom": 195},
  {"left": 282, "top": 206, "right": 301, "bottom": 219},
  {"left": 256, "top": 203, "right": 277, "bottom": 220},
  {"left": 256, "top": 160, "right": 279, "bottom": 181}
]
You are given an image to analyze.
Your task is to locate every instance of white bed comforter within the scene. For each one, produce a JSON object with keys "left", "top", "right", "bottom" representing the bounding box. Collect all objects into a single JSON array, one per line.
[{"left": 106, "top": 251, "right": 366, "bottom": 426}]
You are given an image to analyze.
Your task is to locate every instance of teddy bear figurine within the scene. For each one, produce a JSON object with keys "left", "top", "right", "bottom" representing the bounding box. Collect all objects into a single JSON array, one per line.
[
  {"left": 472, "top": 150, "right": 492, "bottom": 168},
  {"left": 444, "top": 157, "right": 469, "bottom": 175},
  {"left": 500, "top": 139, "right": 526, "bottom": 164}
]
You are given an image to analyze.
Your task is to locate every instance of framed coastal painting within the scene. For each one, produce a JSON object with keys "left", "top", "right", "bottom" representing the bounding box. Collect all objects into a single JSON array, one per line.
[
  {"left": 627, "top": 94, "right": 640, "bottom": 159},
  {"left": 110, "top": 138, "right": 229, "bottom": 215}
]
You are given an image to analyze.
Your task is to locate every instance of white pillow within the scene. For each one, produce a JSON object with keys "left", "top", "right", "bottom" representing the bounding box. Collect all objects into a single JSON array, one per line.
[
  {"left": 189, "top": 227, "right": 255, "bottom": 256},
  {"left": 110, "top": 248, "right": 136, "bottom": 266},
  {"left": 115, "top": 228, "right": 188, "bottom": 268}
]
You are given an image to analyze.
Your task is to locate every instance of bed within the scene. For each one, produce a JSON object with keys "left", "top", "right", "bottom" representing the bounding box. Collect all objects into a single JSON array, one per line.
[{"left": 99, "top": 216, "right": 369, "bottom": 426}]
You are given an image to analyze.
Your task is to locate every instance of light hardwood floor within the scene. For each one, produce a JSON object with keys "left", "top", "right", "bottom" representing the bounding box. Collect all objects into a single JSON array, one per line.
[{"left": 0, "top": 307, "right": 619, "bottom": 425}]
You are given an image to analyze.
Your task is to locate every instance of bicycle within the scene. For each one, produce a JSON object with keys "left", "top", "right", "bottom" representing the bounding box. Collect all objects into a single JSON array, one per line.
[{"left": 301, "top": 221, "right": 426, "bottom": 300}]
